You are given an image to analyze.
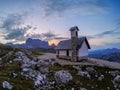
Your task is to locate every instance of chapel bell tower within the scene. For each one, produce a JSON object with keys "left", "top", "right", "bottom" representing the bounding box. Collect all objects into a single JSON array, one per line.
[{"left": 70, "top": 26, "right": 79, "bottom": 61}]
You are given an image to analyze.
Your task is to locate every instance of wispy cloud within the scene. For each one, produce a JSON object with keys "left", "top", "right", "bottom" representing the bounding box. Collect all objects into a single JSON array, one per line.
[
  {"left": 95, "top": 30, "right": 116, "bottom": 37},
  {"left": 87, "top": 24, "right": 120, "bottom": 40},
  {"left": 54, "top": 37, "right": 69, "bottom": 40},
  {"left": 42, "top": 0, "right": 108, "bottom": 16},
  {"left": 41, "top": 32, "right": 68, "bottom": 41}
]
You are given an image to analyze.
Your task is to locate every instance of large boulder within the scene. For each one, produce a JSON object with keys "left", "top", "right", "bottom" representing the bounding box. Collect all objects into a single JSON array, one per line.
[
  {"left": 54, "top": 70, "right": 72, "bottom": 86},
  {"left": 2, "top": 81, "right": 13, "bottom": 90}
]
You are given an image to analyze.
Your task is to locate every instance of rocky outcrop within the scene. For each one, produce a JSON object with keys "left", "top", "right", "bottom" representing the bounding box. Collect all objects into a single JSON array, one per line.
[
  {"left": 14, "top": 51, "right": 49, "bottom": 89},
  {"left": 54, "top": 70, "right": 72, "bottom": 86}
]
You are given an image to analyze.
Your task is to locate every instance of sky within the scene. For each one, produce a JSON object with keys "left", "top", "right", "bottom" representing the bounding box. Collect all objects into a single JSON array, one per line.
[{"left": 0, "top": 0, "right": 120, "bottom": 50}]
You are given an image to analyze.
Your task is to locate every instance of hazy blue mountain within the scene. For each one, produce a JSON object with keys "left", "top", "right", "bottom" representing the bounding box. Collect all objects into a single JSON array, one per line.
[{"left": 89, "top": 48, "right": 120, "bottom": 63}]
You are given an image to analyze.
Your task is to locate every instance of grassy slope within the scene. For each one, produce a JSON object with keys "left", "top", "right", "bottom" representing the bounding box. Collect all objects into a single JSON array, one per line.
[
  {"left": 0, "top": 44, "right": 34, "bottom": 90},
  {"left": 0, "top": 44, "right": 120, "bottom": 90},
  {"left": 49, "top": 65, "right": 119, "bottom": 90}
]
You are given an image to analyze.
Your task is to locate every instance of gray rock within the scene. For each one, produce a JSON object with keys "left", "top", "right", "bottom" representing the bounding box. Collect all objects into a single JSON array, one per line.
[
  {"left": 54, "top": 70, "right": 72, "bottom": 85},
  {"left": 22, "top": 68, "right": 30, "bottom": 73},
  {"left": 73, "top": 65, "right": 81, "bottom": 71},
  {"left": 98, "top": 75, "right": 104, "bottom": 81},
  {"left": 9, "top": 60, "right": 12, "bottom": 64},
  {"left": 2, "top": 81, "right": 13, "bottom": 90},
  {"left": 113, "top": 75, "right": 120, "bottom": 89},
  {"left": 16, "top": 51, "right": 25, "bottom": 58},
  {"left": 86, "top": 67, "right": 96, "bottom": 73},
  {"left": 37, "top": 60, "right": 49, "bottom": 68},
  {"left": 34, "top": 74, "right": 46, "bottom": 88},
  {"left": 12, "top": 73, "right": 18, "bottom": 78},
  {"left": 38, "top": 67, "right": 49, "bottom": 74},
  {"left": 36, "top": 60, "right": 49, "bottom": 74},
  {"left": 77, "top": 71, "right": 91, "bottom": 79},
  {"left": 14, "top": 51, "right": 30, "bottom": 64},
  {"left": 80, "top": 87, "right": 87, "bottom": 90}
]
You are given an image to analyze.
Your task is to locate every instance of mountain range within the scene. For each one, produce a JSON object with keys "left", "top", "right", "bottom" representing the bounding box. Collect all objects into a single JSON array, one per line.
[
  {"left": 6, "top": 39, "right": 120, "bottom": 63},
  {"left": 89, "top": 48, "right": 120, "bottom": 63},
  {"left": 6, "top": 38, "right": 55, "bottom": 49}
]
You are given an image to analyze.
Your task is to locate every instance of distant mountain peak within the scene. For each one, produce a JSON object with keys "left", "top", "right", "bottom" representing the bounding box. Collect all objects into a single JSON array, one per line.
[{"left": 6, "top": 38, "right": 53, "bottom": 49}]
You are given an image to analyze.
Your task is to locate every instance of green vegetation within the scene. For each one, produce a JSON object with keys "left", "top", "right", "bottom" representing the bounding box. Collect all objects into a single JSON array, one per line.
[
  {"left": 49, "top": 65, "right": 120, "bottom": 90},
  {"left": 0, "top": 44, "right": 120, "bottom": 90},
  {"left": 0, "top": 44, "right": 34, "bottom": 90},
  {"left": 0, "top": 61, "right": 34, "bottom": 90}
]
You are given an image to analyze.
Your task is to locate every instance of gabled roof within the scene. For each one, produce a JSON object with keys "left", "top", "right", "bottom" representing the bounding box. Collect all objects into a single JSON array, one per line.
[{"left": 55, "top": 37, "right": 90, "bottom": 50}]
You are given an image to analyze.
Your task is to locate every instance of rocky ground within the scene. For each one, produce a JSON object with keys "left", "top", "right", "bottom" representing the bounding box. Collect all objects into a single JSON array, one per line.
[{"left": 0, "top": 45, "right": 120, "bottom": 90}]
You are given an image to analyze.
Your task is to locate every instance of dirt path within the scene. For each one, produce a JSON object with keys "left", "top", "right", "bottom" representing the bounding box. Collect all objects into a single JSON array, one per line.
[
  {"left": 37, "top": 53, "right": 120, "bottom": 69},
  {"left": 37, "top": 53, "right": 95, "bottom": 66}
]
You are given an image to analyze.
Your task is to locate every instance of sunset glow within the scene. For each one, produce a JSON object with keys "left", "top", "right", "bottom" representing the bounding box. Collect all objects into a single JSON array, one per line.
[{"left": 48, "top": 39, "right": 59, "bottom": 46}]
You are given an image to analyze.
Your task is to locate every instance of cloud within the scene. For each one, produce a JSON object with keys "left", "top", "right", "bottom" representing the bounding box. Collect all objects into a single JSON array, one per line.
[
  {"left": 54, "top": 37, "right": 69, "bottom": 40},
  {"left": 1, "top": 14, "right": 25, "bottom": 30},
  {"left": 95, "top": 30, "right": 115, "bottom": 37},
  {"left": 86, "top": 22, "right": 120, "bottom": 48},
  {"left": 25, "top": 33, "right": 41, "bottom": 39},
  {"left": 0, "top": 13, "right": 67, "bottom": 43},
  {"left": 0, "top": 13, "right": 39, "bottom": 43},
  {"left": 41, "top": 31, "right": 59, "bottom": 41},
  {"left": 87, "top": 26, "right": 120, "bottom": 40},
  {"left": 42, "top": 0, "right": 108, "bottom": 16},
  {"left": 39, "top": 32, "right": 68, "bottom": 41}
]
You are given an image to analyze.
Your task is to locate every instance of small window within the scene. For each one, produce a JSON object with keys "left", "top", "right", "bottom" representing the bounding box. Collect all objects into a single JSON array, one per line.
[{"left": 66, "top": 50, "right": 69, "bottom": 56}]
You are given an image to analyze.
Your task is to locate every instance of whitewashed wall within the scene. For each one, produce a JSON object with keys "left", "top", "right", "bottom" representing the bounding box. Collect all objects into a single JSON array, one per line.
[
  {"left": 69, "top": 50, "right": 72, "bottom": 56},
  {"left": 59, "top": 50, "right": 66, "bottom": 56},
  {"left": 78, "top": 41, "right": 88, "bottom": 57}
]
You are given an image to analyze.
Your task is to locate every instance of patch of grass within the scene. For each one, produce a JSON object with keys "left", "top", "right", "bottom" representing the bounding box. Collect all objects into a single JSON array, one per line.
[{"left": 31, "top": 51, "right": 43, "bottom": 56}]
